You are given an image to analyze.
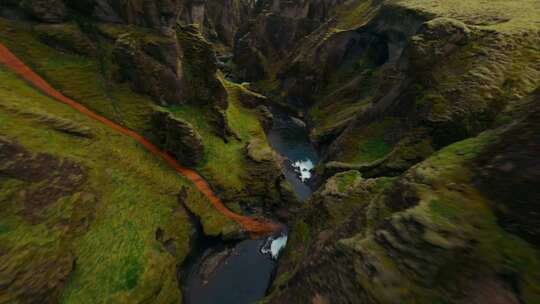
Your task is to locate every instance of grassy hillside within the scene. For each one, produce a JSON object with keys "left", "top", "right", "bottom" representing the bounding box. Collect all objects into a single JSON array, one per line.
[{"left": 0, "top": 66, "right": 238, "bottom": 303}]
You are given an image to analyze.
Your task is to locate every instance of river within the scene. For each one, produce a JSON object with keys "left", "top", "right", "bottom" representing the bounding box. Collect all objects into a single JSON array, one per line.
[{"left": 182, "top": 107, "right": 318, "bottom": 303}]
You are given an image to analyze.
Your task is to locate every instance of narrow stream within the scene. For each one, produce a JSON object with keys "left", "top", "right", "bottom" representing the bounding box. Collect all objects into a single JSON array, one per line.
[{"left": 182, "top": 107, "right": 318, "bottom": 304}]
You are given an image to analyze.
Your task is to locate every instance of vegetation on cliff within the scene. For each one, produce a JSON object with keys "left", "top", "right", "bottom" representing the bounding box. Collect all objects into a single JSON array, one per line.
[
  {"left": 245, "top": 0, "right": 540, "bottom": 302},
  {"left": 1, "top": 0, "right": 539, "bottom": 303}
]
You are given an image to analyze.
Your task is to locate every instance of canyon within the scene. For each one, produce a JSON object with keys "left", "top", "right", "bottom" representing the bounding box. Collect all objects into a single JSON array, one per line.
[{"left": 0, "top": 0, "right": 539, "bottom": 303}]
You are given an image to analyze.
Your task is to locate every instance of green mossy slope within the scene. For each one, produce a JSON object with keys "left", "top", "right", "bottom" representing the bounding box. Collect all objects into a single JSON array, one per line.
[{"left": 0, "top": 67, "right": 238, "bottom": 303}]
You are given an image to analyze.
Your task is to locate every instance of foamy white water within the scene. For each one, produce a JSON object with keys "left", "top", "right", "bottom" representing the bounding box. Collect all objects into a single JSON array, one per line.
[
  {"left": 261, "top": 234, "right": 288, "bottom": 259},
  {"left": 292, "top": 159, "right": 314, "bottom": 182}
]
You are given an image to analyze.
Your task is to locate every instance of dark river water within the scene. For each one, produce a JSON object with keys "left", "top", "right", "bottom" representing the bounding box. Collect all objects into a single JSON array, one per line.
[
  {"left": 182, "top": 107, "right": 318, "bottom": 304},
  {"left": 183, "top": 238, "right": 280, "bottom": 304},
  {"left": 267, "top": 108, "right": 319, "bottom": 202}
]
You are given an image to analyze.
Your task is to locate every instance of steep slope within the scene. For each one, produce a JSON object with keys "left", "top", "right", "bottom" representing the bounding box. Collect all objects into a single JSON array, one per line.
[
  {"left": 239, "top": 0, "right": 540, "bottom": 178},
  {"left": 0, "top": 42, "right": 278, "bottom": 236},
  {"left": 233, "top": 0, "right": 347, "bottom": 81},
  {"left": 241, "top": 0, "right": 540, "bottom": 303},
  {"left": 265, "top": 89, "right": 540, "bottom": 303},
  {"left": 64, "top": 0, "right": 253, "bottom": 50},
  {"left": 0, "top": 66, "right": 242, "bottom": 303}
]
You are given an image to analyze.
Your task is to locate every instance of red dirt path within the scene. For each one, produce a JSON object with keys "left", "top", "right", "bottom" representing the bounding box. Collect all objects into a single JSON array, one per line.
[{"left": 0, "top": 43, "right": 279, "bottom": 238}]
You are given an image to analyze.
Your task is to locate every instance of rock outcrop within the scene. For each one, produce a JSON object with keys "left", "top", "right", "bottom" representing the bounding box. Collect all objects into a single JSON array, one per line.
[
  {"left": 152, "top": 109, "right": 205, "bottom": 166},
  {"left": 233, "top": 0, "right": 347, "bottom": 81},
  {"left": 21, "top": 0, "right": 67, "bottom": 22},
  {"left": 244, "top": 138, "right": 289, "bottom": 208},
  {"left": 176, "top": 24, "right": 227, "bottom": 108},
  {"left": 68, "top": 0, "right": 253, "bottom": 48},
  {"left": 113, "top": 31, "right": 184, "bottom": 105},
  {"left": 109, "top": 21, "right": 229, "bottom": 118}
]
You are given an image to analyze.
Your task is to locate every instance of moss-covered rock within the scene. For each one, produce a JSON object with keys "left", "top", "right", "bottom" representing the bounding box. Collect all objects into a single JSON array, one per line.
[
  {"left": 0, "top": 137, "right": 85, "bottom": 303},
  {"left": 113, "top": 31, "right": 184, "bottom": 105},
  {"left": 265, "top": 170, "right": 396, "bottom": 303},
  {"left": 151, "top": 109, "right": 205, "bottom": 166},
  {"left": 33, "top": 22, "right": 97, "bottom": 56},
  {"left": 176, "top": 23, "right": 227, "bottom": 109},
  {"left": 21, "top": 0, "right": 67, "bottom": 23},
  {"left": 180, "top": 186, "right": 244, "bottom": 240},
  {"left": 473, "top": 90, "right": 540, "bottom": 246}
]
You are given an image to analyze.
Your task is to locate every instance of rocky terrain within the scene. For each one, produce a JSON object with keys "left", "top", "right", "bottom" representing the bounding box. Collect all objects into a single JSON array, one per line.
[
  {"left": 236, "top": 0, "right": 540, "bottom": 303},
  {"left": 0, "top": 0, "right": 288, "bottom": 303},
  {"left": 1, "top": 0, "right": 539, "bottom": 303}
]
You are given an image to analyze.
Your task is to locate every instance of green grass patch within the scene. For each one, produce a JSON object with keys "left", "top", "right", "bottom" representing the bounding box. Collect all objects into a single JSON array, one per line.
[
  {"left": 357, "top": 138, "right": 391, "bottom": 162},
  {"left": 124, "top": 255, "right": 143, "bottom": 290},
  {"left": 335, "top": 170, "right": 362, "bottom": 192},
  {"left": 428, "top": 199, "right": 465, "bottom": 221},
  {"left": 0, "top": 223, "right": 9, "bottom": 234}
]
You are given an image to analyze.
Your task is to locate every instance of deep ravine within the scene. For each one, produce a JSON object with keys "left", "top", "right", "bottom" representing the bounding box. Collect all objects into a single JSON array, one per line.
[{"left": 181, "top": 106, "right": 319, "bottom": 304}]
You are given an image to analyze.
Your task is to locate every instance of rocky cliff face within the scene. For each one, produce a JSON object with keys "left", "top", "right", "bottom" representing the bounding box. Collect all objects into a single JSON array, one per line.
[
  {"left": 65, "top": 0, "right": 253, "bottom": 49},
  {"left": 1, "top": 0, "right": 539, "bottom": 303},
  {"left": 255, "top": 0, "right": 540, "bottom": 303},
  {"left": 152, "top": 109, "right": 205, "bottom": 166},
  {"left": 233, "top": 0, "right": 348, "bottom": 80},
  {"left": 265, "top": 90, "right": 540, "bottom": 304},
  {"left": 243, "top": 0, "right": 540, "bottom": 176}
]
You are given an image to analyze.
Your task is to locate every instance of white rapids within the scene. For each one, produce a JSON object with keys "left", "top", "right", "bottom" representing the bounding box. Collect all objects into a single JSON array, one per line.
[
  {"left": 292, "top": 159, "right": 314, "bottom": 182},
  {"left": 260, "top": 234, "right": 288, "bottom": 260}
]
